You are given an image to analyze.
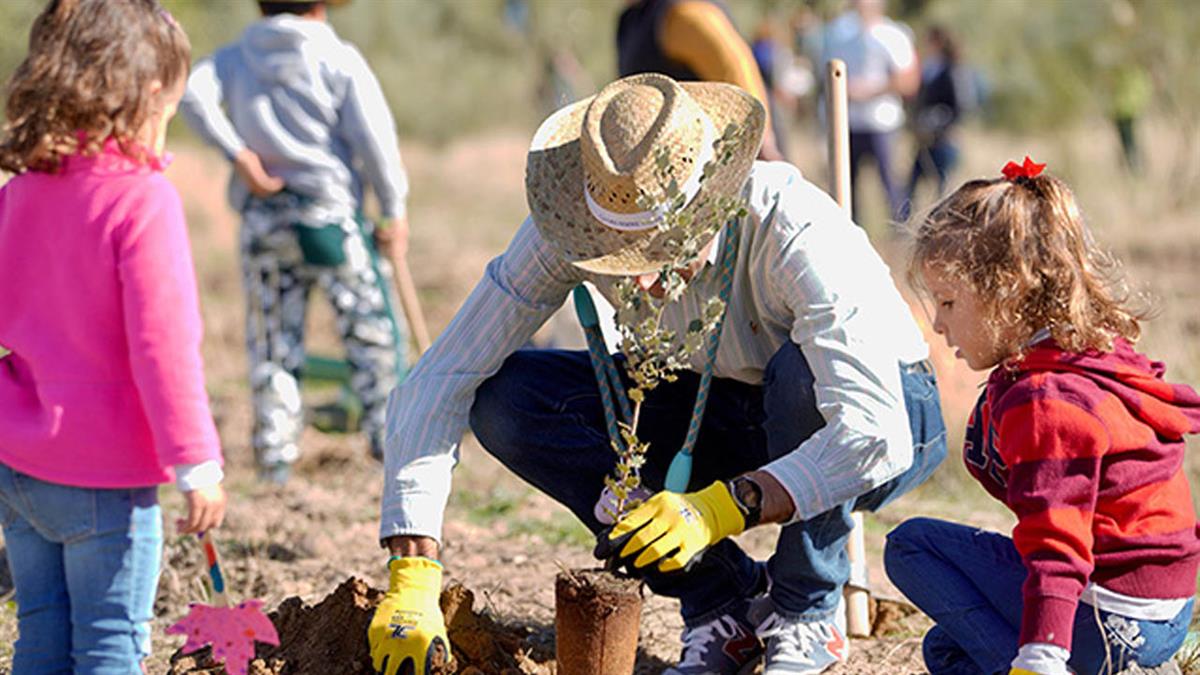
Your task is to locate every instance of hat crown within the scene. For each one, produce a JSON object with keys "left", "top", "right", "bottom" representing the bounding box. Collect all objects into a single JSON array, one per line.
[
  {"left": 581, "top": 74, "right": 710, "bottom": 215},
  {"left": 599, "top": 85, "right": 665, "bottom": 172},
  {"left": 524, "top": 71, "right": 764, "bottom": 275}
]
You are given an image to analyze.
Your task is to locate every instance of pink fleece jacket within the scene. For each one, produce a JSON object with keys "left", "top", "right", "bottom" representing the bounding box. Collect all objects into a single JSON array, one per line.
[{"left": 0, "top": 142, "right": 222, "bottom": 488}]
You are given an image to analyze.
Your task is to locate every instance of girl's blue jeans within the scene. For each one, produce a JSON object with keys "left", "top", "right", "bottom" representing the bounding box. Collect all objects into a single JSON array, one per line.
[
  {"left": 885, "top": 517, "right": 1195, "bottom": 674},
  {"left": 0, "top": 462, "right": 162, "bottom": 675},
  {"left": 469, "top": 343, "right": 947, "bottom": 625}
]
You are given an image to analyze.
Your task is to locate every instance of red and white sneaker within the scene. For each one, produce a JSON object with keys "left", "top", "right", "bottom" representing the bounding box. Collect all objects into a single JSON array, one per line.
[
  {"left": 664, "top": 608, "right": 765, "bottom": 675},
  {"left": 752, "top": 601, "right": 848, "bottom": 674}
]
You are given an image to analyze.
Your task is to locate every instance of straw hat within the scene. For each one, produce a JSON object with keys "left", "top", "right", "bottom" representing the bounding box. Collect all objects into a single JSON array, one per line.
[{"left": 525, "top": 73, "right": 765, "bottom": 275}]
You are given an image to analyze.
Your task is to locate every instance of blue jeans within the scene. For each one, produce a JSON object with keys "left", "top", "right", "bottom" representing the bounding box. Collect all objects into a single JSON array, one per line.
[
  {"left": 0, "top": 463, "right": 162, "bottom": 675},
  {"left": 884, "top": 517, "right": 1195, "bottom": 675},
  {"left": 470, "top": 343, "right": 947, "bottom": 625}
]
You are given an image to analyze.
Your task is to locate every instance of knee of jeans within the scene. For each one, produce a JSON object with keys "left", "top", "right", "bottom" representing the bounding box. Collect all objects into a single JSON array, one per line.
[
  {"left": 886, "top": 517, "right": 941, "bottom": 550},
  {"left": 469, "top": 375, "right": 521, "bottom": 459},
  {"left": 883, "top": 518, "right": 939, "bottom": 581},
  {"left": 764, "top": 343, "right": 814, "bottom": 390},
  {"left": 763, "top": 344, "right": 822, "bottom": 432},
  {"left": 922, "top": 625, "right": 965, "bottom": 670}
]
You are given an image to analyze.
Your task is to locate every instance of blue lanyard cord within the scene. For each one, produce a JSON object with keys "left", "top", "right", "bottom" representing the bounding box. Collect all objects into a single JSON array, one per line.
[
  {"left": 679, "top": 219, "right": 739, "bottom": 462},
  {"left": 574, "top": 218, "right": 740, "bottom": 477},
  {"left": 574, "top": 287, "right": 632, "bottom": 450}
]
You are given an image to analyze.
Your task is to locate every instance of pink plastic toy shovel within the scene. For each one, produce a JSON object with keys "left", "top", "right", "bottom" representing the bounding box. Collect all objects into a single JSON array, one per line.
[{"left": 167, "top": 532, "right": 279, "bottom": 675}]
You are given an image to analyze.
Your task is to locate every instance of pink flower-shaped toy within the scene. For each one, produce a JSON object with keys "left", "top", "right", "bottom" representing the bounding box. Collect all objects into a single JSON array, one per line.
[
  {"left": 167, "top": 600, "right": 279, "bottom": 675},
  {"left": 167, "top": 532, "right": 279, "bottom": 675}
]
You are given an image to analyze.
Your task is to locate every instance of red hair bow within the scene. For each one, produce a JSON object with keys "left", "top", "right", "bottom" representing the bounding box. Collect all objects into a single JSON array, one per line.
[{"left": 1001, "top": 156, "right": 1046, "bottom": 181}]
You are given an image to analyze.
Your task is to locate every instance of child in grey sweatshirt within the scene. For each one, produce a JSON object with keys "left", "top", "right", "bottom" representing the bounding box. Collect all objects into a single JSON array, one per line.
[{"left": 180, "top": 0, "right": 410, "bottom": 481}]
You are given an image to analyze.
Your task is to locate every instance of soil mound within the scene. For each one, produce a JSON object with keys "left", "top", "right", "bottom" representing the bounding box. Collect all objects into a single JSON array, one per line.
[{"left": 168, "top": 577, "right": 554, "bottom": 675}]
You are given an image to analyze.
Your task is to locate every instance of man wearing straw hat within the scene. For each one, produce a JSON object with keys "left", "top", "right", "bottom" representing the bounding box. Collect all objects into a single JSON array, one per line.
[{"left": 369, "top": 73, "right": 946, "bottom": 675}]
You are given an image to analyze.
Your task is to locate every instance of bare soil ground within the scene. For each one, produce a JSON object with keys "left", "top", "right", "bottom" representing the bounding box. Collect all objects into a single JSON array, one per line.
[{"left": 1, "top": 122, "right": 1197, "bottom": 674}]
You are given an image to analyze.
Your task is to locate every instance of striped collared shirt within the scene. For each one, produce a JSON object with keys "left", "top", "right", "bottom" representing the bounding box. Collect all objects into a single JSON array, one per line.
[{"left": 381, "top": 162, "right": 930, "bottom": 541}]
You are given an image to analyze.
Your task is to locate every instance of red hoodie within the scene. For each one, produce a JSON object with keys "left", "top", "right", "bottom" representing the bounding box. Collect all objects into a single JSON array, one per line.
[{"left": 964, "top": 338, "right": 1200, "bottom": 650}]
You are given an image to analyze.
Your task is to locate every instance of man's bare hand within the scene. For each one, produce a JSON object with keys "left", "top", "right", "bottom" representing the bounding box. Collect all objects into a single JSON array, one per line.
[
  {"left": 384, "top": 534, "right": 439, "bottom": 560},
  {"left": 233, "top": 148, "right": 285, "bottom": 198}
]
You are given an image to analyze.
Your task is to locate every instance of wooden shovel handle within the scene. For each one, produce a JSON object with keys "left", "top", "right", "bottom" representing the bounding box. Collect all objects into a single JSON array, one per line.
[
  {"left": 827, "top": 58, "right": 872, "bottom": 638},
  {"left": 827, "top": 59, "right": 852, "bottom": 218},
  {"left": 389, "top": 253, "right": 432, "bottom": 356}
]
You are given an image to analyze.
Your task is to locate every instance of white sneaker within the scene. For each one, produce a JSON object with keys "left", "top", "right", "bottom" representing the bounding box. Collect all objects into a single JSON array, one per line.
[{"left": 751, "top": 599, "right": 848, "bottom": 674}]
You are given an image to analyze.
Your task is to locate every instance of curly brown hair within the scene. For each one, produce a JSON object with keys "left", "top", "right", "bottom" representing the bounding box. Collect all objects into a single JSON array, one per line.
[
  {"left": 909, "top": 173, "right": 1146, "bottom": 357},
  {"left": 0, "top": 0, "right": 191, "bottom": 174}
]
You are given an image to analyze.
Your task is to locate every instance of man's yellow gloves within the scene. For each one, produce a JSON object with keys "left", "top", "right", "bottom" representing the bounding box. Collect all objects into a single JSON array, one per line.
[
  {"left": 598, "top": 481, "right": 746, "bottom": 573},
  {"left": 368, "top": 556, "right": 450, "bottom": 675}
]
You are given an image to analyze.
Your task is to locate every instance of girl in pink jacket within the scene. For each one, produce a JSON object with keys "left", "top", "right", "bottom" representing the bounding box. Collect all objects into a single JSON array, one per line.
[{"left": 0, "top": 1, "right": 225, "bottom": 671}]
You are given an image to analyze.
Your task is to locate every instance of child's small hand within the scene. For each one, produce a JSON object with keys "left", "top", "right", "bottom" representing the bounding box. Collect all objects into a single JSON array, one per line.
[
  {"left": 177, "top": 484, "right": 228, "bottom": 534},
  {"left": 375, "top": 216, "right": 410, "bottom": 261},
  {"left": 233, "top": 149, "right": 285, "bottom": 198}
]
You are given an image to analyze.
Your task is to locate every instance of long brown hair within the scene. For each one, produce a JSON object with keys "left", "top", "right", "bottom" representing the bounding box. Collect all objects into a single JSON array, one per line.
[
  {"left": 909, "top": 173, "right": 1145, "bottom": 357},
  {"left": 0, "top": 0, "right": 191, "bottom": 174}
]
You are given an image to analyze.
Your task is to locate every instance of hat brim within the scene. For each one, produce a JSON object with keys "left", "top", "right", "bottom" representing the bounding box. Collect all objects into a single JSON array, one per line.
[{"left": 525, "top": 82, "right": 764, "bottom": 276}]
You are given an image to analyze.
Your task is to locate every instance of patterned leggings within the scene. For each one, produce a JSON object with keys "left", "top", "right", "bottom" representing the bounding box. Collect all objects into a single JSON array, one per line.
[{"left": 240, "top": 194, "right": 406, "bottom": 466}]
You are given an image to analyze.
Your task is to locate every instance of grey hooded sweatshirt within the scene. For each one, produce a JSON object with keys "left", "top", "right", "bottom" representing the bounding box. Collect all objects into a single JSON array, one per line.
[{"left": 180, "top": 14, "right": 408, "bottom": 220}]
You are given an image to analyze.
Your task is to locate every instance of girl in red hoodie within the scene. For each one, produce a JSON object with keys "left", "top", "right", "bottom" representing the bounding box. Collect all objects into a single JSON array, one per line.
[{"left": 885, "top": 157, "right": 1200, "bottom": 675}]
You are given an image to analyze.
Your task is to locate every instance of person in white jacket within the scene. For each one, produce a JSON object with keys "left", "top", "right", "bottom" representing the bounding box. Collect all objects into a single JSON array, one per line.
[{"left": 179, "top": 0, "right": 411, "bottom": 480}]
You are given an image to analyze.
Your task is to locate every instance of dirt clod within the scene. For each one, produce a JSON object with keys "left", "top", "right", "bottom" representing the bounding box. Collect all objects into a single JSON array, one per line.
[
  {"left": 870, "top": 597, "right": 921, "bottom": 638},
  {"left": 168, "top": 578, "right": 554, "bottom": 675}
]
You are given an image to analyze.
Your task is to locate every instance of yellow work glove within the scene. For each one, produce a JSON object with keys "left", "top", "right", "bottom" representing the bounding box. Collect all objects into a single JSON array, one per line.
[
  {"left": 368, "top": 556, "right": 450, "bottom": 675},
  {"left": 599, "top": 481, "right": 745, "bottom": 573}
]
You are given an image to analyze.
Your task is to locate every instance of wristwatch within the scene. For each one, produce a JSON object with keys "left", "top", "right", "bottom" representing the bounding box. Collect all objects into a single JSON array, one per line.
[{"left": 727, "top": 475, "right": 763, "bottom": 528}]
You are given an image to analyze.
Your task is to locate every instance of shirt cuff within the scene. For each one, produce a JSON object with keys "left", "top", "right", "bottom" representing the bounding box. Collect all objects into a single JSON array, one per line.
[
  {"left": 1020, "top": 595, "right": 1079, "bottom": 649},
  {"left": 1011, "top": 642, "right": 1071, "bottom": 675},
  {"left": 379, "top": 492, "right": 446, "bottom": 546},
  {"left": 174, "top": 460, "right": 224, "bottom": 492},
  {"left": 760, "top": 437, "right": 835, "bottom": 524},
  {"left": 379, "top": 454, "right": 454, "bottom": 546}
]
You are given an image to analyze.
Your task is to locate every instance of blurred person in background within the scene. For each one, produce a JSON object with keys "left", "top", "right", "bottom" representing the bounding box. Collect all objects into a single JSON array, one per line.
[
  {"left": 901, "top": 25, "right": 975, "bottom": 221},
  {"left": 751, "top": 17, "right": 793, "bottom": 160},
  {"left": 1108, "top": 62, "right": 1150, "bottom": 176},
  {"left": 617, "top": 0, "right": 786, "bottom": 161},
  {"left": 821, "top": 0, "right": 918, "bottom": 223},
  {"left": 777, "top": 7, "right": 821, "bottom": 126},
  {"left": 179, "top": 0, "right": 411, "bottom": 483},
  {"left": 1102, "top": 0, "right": 1151, "bottom": 176}
]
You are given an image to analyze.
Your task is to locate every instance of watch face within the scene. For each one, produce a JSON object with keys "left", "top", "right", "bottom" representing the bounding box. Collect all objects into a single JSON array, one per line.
[{"left": 735, "top": 478, "right": 762, "bottom": 510}]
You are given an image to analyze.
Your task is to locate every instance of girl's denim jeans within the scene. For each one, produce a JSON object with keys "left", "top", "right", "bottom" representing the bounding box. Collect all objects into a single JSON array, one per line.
[
  {"left": 0, "top": 462, "right": 162, "bottom": 675},
  {"left": 885, "top": 517, "right": 1194, "bottom": 674},
  {"left": 470, "top": 343, "right": 947, "bottom": 625}
]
